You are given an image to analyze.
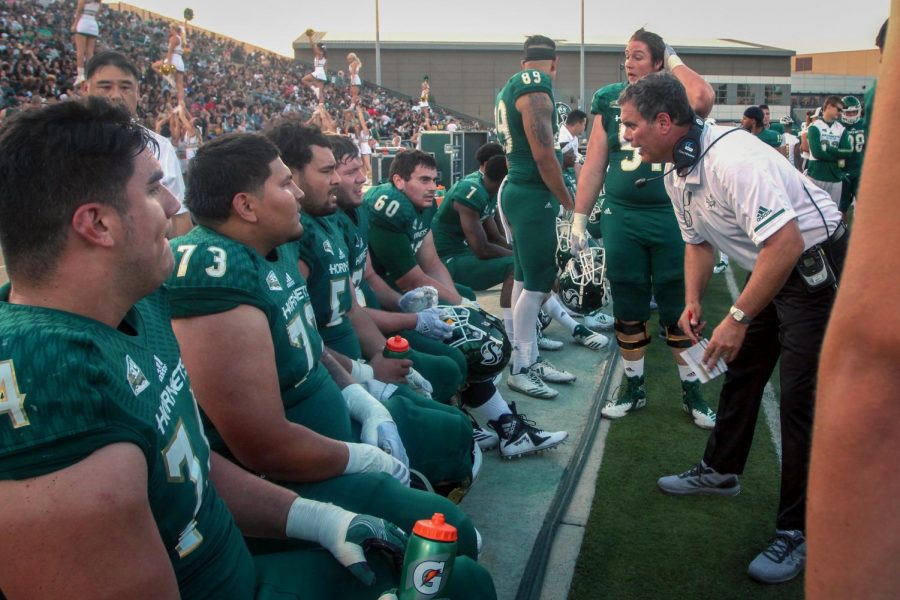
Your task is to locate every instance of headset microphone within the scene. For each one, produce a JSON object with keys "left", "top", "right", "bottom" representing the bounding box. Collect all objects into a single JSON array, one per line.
[{"left": 635, "top": 164, "right": 678, "bottom": 188}]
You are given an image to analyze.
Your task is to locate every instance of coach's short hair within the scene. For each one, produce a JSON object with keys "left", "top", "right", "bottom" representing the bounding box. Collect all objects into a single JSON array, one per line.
[
  {"left": 389, "top": 150, "right": 438, "bottom": 182},
  {"left": 0, "top": 98, "right": 153, "bottom": 282},
  {"left": 629, "top": 28, "right": 665, "bottom": 71},
  {"left": 186, "top": 133, "right": 280, "bottom": 225},
  {"left": 85, "top": 50, "right": 140, "bottom": 81},
  {"left": 264, "top": 120, "right": 332, "bottom": 172},
  {"left": 618, "top": 72, "right": 694, "bottom": 126}
]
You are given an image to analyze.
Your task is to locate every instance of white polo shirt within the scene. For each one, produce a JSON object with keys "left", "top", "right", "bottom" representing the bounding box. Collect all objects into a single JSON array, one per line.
[
  {"left": 664, "top": 125, "right": 841, "bottom": 272},
  {"left": 557, "top": 125, "right": 581, "bottom": 161},
  {"left": 148, "top": 128, "right": 188, "bottom": 215}
]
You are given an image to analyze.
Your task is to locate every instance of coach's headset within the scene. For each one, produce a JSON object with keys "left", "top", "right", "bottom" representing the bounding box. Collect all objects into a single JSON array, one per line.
[
  {"left": 635, "top": 112, "right": 839, "bottom": 291},
  {"left": 634, "top": 113, "right": 741, "bottom": 188}
]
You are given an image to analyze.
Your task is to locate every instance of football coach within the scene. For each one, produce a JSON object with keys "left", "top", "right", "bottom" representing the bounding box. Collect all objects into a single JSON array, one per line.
[{"left": 615, "top": 72, "right": 847, "bottom": 584}]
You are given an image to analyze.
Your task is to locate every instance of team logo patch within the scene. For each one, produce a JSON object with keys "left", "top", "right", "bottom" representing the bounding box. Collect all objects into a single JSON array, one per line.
[
  {"left": 755, "top": 206, "right": 772, "bottom": 223},
  {"left": 322, "top": 240, "right": 334, "bottom": 255},
  {"left": 412, "top": 560, "right": 445, "bottom": 594},
  {"left": 285, "top": 273, "right": 296, "bottom": 288},
  {"left": 125, "top": 355, "right": 150, "bottom": 396},
  {"left": 266, "top": 271, "right": 283, "bottom": 291},
  {"left": 705, "top": 195, "right": 716, "bottom": 209},
  {"left": 154, "top": 355, "right": 168, "bottom": 382},
  {"left": 338, "top": 247, "right": 346, "bottom": 260}
]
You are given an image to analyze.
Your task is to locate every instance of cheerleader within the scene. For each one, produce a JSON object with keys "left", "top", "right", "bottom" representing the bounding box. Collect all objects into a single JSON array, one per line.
[
  {"left": 347, "top": 52, "right": 362, "bottom": 106},
  {"left": 72, "top": 0, "right": 102, "bottom": 85},
  {"left": 301, "top": 31, "right": 327, "bottom": 105}
]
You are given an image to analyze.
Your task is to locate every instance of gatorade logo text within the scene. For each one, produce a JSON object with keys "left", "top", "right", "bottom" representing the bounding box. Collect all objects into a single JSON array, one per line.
[{"left": 413, "top": 560, "right": 445, "bottom": 595}]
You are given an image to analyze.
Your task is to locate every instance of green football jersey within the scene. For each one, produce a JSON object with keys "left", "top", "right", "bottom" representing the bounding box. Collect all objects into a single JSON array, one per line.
[
  {"left": 297, "top": 213, "right": 355, "bottom": 346},
  {"left": 768, "top": 122, "right": 785, "bottom": 135},
  {"left": 365, "top": 182, "right": 436, "bottom": 284},
  {"left": 335, "top": 206, "right": 371, "bottom": 307},
  {"left": 841, "top": 119, "right": 866, "bottom": 174},
  {"left": 495, "top": 68, "right": 559, "bottom": 186},
  {"left": 432, "top": 171, "right": 496, "bottom": 257},
  {"left": 0, "top": 287, "right": 255, "bottom": 598},
  {"left": 756, "top": 128, "right": 784, "bottom": 148},
  {"left": 166, "top": 226, "right": 326, "bottom": 417},
  {"left": 590, "top": 82, "right": 668, "bottom": 207}
]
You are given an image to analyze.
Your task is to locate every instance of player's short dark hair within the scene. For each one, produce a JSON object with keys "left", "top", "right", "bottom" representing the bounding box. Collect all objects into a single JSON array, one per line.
[
  {"left": 264, "top": 120, "right": 332, "bottom": 171},
  {"left": 0, "top": 98, "right": 153, "bottom": 282},
  {"left": 186, "top": 133, "right": 280, "bottom": 225},
  {"left": 475, "top": 142, "right": 504, "bottom": 165},
  {"left": 876, "top": 18, "right": 888, "bottom": 50},
  {"left": 483, "top": 155, "right": 508, "bottom": 184},
  {"left": 327, "top": 134, "right": 360, "bottom": 164},
  {"left": 618, "top": 72, "right": 694, "bottom": 127},
  {"left": 758, "top": 104, "right": 770, "bottom": 111},
  {"left": 823, "top": 95, "right": 844, "bottom": 110},
  {"left": 524, "top": 35, "right": 556, "bottom": 51},
  {"left": 389, "top": 150, "right": 438, "bottom": 182},
  {"left": 566, "top": 109, "right": 588, "bottom": 125},
  {"left": 629, "top": 28, "right": 665, "bottom": 71},
  {"left": 743, "top": 106, "right": 765, "bottom": 126},
  {"left": 85, "top": 50, "right": 140, "bottom": 81}
]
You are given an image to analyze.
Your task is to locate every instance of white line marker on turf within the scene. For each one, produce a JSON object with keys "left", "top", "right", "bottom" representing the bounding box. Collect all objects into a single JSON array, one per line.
[{"left": 723, "top": 266, "right": 782, "bottom": 468}]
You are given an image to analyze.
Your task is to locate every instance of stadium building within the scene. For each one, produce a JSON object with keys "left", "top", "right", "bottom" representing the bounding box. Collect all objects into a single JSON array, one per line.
[{"left": 297, "top": 35, "right": 795, "bottom": 124}]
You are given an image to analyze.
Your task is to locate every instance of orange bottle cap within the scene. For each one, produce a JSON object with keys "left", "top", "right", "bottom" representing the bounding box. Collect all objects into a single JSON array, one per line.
[
  {"left": 385, "top": 335, "right": 409, "bottom": 353},
  {"left": 412, "top": 513, "right": 457, "bottom": 542}
]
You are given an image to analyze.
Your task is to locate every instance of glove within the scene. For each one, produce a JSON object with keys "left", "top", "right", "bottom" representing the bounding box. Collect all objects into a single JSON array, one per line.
[
  {"left": 363, "top": 378, "right": 399, "bottom": 402},
  {"left": 664, "top": 43, "right": 684, "bottom": 71},
  {"left": 285, "top": 497, "right": 408, "bottom": 587},
  {"left": 373, "top": 422, "right": 409, "bottom": 468},
  {"left": 350, "top": 359, "right": 375, "bottom": 384},
  {"left": 570, "top": 212, "right": 589, "bottom": 254},
  {"left": 415, "top": 307, "right": 454, "bottom": 340},
  {"left": 398, "top": 286, "right": 438, "bottom": 313},
  {"left": 345, "top": 441, "right": 410, "bottom": 486},
  {"left": 405, "top": 367, "right": 434, "bottom": 398},
  {"left": 342, "top": 383, "right": 408, "bottom": 457}
]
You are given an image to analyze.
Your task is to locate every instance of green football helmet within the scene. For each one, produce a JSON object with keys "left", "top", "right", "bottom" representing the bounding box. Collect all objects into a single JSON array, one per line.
[
  {"left": 842, "top": 96, "right": 861, "bottom": 125},
  {"left": 556, "top": 218, "right": 574, "bottom": 272},
  {"left": 438, "top": 305, "right": 511, "bottom": 382},
  {"left": 587, "top": 194, "right": 604, "bottom": 239},
  {"left": 558, "top": 247, "right": 610, "bottom": 315}
]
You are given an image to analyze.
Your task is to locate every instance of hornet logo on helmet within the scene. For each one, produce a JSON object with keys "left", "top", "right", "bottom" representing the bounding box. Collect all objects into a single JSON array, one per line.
[
  {"left": 480, "top": 340, "right": 504, "bottom": 366},
  {"left": 413, "top": 560, "right": 444, "bottom": 594},
  {"left": 562, "top": 287, "right": 580, "bottom": 308}
]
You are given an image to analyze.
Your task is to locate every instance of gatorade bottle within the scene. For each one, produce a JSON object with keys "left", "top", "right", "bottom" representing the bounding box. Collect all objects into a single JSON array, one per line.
[
  {"left": 399, "top": 513, "right": 457, "bottom": 599},
  {"left": 383, "top": 335, "right": 410, "bottom": 360}
]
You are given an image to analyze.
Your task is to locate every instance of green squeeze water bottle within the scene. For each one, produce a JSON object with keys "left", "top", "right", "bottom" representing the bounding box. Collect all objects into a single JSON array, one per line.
[
  {"left": 399, "top": 513, "right": 457, "bottom": 599},
  {"left": 383, "top": 335, "right": 410, "bottom": 359}
]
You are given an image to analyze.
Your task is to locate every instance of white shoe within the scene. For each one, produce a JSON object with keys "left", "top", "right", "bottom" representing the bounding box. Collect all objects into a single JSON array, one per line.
[
  {"left": 573, "top": 324, "right": 609, "bottom": 351},
  {"left": 471, "top": 420, "right": 500, "bottom": 451},
  {"left": 532, "top": 356, "right": 576, "bottom": 383},
  {"left": 583, "top": 310, "right": 615, "bottom": 331},
  {"left": 507, "top": 366, "right": 558, "bottom": 399},
  {"left": 713, "top": 254, "right": 730, "bottom": 274},
  {"left": 489, "top": 402, "right": 569, "bottom": 459},
  {"left": 537, "top": 330, "right": 564, "bottom": 351}
]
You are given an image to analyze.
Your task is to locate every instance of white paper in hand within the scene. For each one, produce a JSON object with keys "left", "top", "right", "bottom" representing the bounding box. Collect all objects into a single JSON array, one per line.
[{"left": 682, "top": 339, "right": 728, "bottom": 383}]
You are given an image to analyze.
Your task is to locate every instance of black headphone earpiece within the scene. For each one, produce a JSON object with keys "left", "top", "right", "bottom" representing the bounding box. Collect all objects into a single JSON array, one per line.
[{"left": 671, "top": 113, "right": 706, "bottom": 171}]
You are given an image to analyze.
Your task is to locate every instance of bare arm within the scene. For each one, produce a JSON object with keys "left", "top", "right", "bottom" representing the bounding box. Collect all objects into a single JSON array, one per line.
[
  {"left": 0, "top": 444, "right": 179, "bottom": 598},
  {"left": 455, "top": 203, "right": 512, "bottom": 258},
  {"left": 670, "top": 63, "right": 715, "bottom": 118},
  {"left": 516, "top": 92, "right": 573, "bottom": 210},
  {"left": 210, "top": 452, "right": 294, "bottom": 540},
  {"left": 172, "top": 306, "right": 350, "bottom": 482},
  {"left": 808, "top": 11, "right": 900, "bottom": 596},
  {"left": 573, "top": 114, "right": 610, "bottom": 217}
]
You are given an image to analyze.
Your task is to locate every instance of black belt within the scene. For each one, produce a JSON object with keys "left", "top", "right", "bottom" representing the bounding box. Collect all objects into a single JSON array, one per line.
[{"left": 829, "top": 222, "right": 847, "bottom": 242}]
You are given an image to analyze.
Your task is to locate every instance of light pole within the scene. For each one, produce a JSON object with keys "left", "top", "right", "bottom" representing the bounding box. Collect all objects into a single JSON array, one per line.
[
  {"left": 375, "top": 0, "right": 382, "bottom": 86},
  {"left": 580, "top": 0, "right": 585, "bottom": 110}
]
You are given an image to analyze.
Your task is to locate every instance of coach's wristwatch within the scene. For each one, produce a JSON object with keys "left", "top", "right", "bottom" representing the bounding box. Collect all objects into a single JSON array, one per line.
[{"left": 729, "top": 305, "right": 752, "bottom": 325}]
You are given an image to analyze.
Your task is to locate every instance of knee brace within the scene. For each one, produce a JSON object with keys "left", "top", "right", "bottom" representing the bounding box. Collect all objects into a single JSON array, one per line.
[
  {"left": 614, "top": 320, "right": 650, "bottom": 351},
  {"left": 664, "top": 324, "right": 693, "bottom": 349}
]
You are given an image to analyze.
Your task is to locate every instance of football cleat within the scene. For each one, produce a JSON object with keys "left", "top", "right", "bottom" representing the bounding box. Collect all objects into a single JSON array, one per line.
[
  {"left": 573, "top": 324, "right": 610, "bottom": 350},
  {"left": 582, "top": 309, "right": 615, "bottom": 331},
  {"left": 537, "top": 326, "right": 564, "bottom": 351},
  {"left": 463, "top": 409, "right": 500, "bottom": 452},
  {"left": 507, "top": 365, "right": 558, "bottom": 399},
  {"left": 602, "top": 374, "right": 647, "bottom": 418},
  {"left": 532, "top": 356, "right": 576, "bottom": 383},
  {"left": 682, "top": 380, "right": 716, "bottom": 430},
  {"left": 489, "top": 402, "right": 569, "bottom": 459}
]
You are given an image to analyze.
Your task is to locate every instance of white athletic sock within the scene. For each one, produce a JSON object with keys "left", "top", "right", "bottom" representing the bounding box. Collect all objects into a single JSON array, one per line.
[
  {"left": 512, "top": 290, "right": 544, "bottom": 371},
  {"left": 511, "top": 279, "right": 524, "bottom": 311},
  {"left": 312, "top": 86, "right": 320, "bottom": 100},
  {"left": 502, "top": 307, "right": 514, "bottom": 338},
  {"left": 677, "top": 362, "right": 699, "bottom": 383},
  {"left": 622, "top": 357, "right": 645, "bottom": 378},
  {"left": 469, "top": 390, "right": 510, "bottom": 424},
  {"left": 543, "top": 294, "right": 578, "bottom": 334}
]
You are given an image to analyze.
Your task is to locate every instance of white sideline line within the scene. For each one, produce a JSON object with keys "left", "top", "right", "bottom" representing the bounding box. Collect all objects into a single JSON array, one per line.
[{"left": 722, "top": 267, "right": 783, "bottom": 468}]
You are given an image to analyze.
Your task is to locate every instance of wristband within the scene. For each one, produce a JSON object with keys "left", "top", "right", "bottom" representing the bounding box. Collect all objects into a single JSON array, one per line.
[{"left": 349, "top": 359, "right": 374, "bottom": 383}]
